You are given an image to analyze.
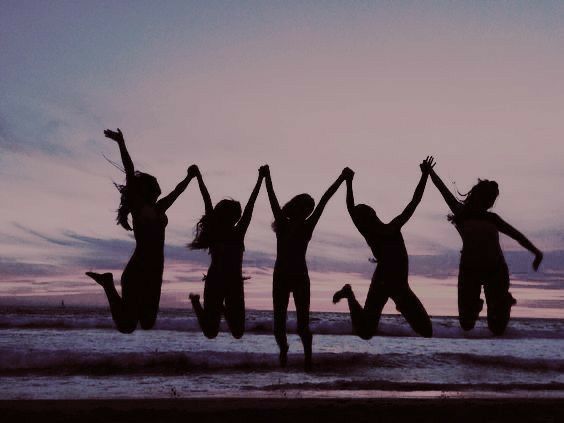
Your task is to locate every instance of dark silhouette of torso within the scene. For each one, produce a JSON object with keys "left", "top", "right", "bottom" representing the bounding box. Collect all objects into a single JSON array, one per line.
[
  {"left": 360, "top": 223, "right": 409, "bottom": 285},
  {"left": 208, "top": 230, "right": 245, "bottom": 280},
  {"left": 274, "top": 220, "right": 312, "bottom": 276},
  {"left": 126, "top": 204, "right": 168, "bottom": 282},
  {"left": 454, "top": 212, "right": 504, "bottom": 269}
]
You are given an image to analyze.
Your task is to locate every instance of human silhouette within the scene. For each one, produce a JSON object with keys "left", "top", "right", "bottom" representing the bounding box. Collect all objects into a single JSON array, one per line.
[
  {"left": 333, "top": 158, "right": 434, "bottom": 339},
  {"left": 188, "top": 166, "right": 264, "bottom": 339},
  {"left": 428, "top": 162, "right": 543, "bottom": 335},
  {"left": 86, "top": 128, "right": 196, "bottom": 333},
  {"left": 264, "top": 165, "right": 351, "bottom": 370}
]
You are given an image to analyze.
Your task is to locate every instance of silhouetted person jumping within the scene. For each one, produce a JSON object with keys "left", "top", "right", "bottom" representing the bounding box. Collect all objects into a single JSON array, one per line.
[
  {"left": 333, "top": 158, "right": 434, "bottom": 339},
  {"left": 188, "top": 166, "right": 264, "bottom": 339},
  {"left": 86, "top": 128, "right": 195, "bottom": 333},
  {"left": 264, "top": 165, "right": 351, "bottom": 370},
  {"left": 428, "top": 161, "right": 543, "bottom": 335}
]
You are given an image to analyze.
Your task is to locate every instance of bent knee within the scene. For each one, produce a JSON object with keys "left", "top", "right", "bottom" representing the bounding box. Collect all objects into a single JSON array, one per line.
[
  {"left": 414, "top": 318, "right": 433, "bottom": 338},
  {"left": 140, "top": 316, "right": 157, "bottom": 330},
  {"left": 117, "top": 321, "right": 137, "bottom": 334},
  {"left": 355, "top": 324, "right": 376, "bottom": 340},
  {"left": 489, "top": 325, "right": 506, "bottom": 336},
  {"left": 228, "top": 320, "right": 245, "bottom": 339},
  {"left": 358, "top": 331, "right": 373, "bottom": 340},
  {"left": 419, "top": 325, "right": 433, "bottom": 338},
  {"left": 231, "top": 328, "right": 244, "bottom": 339},
  {"left": 203, "top": 331, "right": 219, "bottom": 339},
  {"left": 140, "top": 320, "right": 156, "bottom": 330},
  {"left": 459, "top": 318, "right": 476, "bottom": 331},
  {"left": 203, "top": 326, "right": 220, "bottom": 339},
  {"left": 488, "top": 319, "right": 508, "bottom": 336}
]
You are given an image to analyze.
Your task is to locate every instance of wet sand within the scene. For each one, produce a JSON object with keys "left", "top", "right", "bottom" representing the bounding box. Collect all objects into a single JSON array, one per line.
[{"left": 1, "top": 398, "right": 562, "bottom": 422}]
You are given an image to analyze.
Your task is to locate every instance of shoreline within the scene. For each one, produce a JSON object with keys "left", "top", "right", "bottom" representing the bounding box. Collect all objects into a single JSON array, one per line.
[
  {"left": 0, "top": 302, "right": 562, "bottom": 322},
  {"left": 1, "top": 398, "right": 562, "bottom": 422}
]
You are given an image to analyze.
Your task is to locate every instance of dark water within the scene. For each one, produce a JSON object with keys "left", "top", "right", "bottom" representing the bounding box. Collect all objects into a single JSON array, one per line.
[{"left": 0, "top": 306, "right": 562, "bottom": 399}]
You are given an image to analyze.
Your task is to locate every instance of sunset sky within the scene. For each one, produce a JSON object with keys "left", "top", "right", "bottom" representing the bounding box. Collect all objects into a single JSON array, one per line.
[{"left": 1, "top": 1, "right": 563, "bottom": 316}]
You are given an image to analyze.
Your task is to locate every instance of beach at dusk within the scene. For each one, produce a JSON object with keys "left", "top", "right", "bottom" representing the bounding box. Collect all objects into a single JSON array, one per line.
[{"left": 1, "top": 1, "right": 563, "bottom": 421}]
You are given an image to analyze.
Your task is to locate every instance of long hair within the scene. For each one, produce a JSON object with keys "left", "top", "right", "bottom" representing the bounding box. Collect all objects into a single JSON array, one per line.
[
  {"left": 189, "top": 199, "right": 241, "bottom": 250},
  {"left": 115, "top": 172, "right": 160, "bottom": 231},
  {"left": 271, "top": 194, "right": 314, "bottom": 233},
  {"left": 189, "top": 213, "right": 212, "bottom": 250},
  {"left": 448, "top": 179, "right": 499, "bottom": 225}
]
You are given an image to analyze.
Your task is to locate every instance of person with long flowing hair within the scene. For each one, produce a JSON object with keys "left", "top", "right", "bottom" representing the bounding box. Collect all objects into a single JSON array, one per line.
[
  {"left": 333, "top": 158, "right": 434, "bottom": 339},
  {"left": 264, "top": 165, "right": 351, "bottom": 370},
  {"left": 188, "top": 166, "right": 264, "bottom": 339},
  {"left": 86, "top": 128, "right": 196, "bottom": 333},
  {"left": 428, "top": 161, "right": 543, "bottom": 335}
]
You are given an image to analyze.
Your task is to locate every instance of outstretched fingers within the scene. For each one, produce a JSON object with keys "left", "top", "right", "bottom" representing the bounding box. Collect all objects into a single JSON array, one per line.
[
  {"left": 420, "top": 156, "right": 436, "bottom": 173},
  {"left": 103, "top": 128, "right": 124, "bottom": 143}
]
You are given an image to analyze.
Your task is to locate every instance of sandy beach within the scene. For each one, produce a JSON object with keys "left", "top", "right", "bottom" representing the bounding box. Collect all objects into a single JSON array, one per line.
[{"left": 1, "top": 398, "right": 562, "bottom": 422}]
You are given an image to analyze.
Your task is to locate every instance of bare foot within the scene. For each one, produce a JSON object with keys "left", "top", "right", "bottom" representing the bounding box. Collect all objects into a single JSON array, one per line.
[
  {"left": 333, "top": 284, "right": 352, "bottom": 304},
  {"left": 85, "top": 272, "right": 113, "bottom": 288}
]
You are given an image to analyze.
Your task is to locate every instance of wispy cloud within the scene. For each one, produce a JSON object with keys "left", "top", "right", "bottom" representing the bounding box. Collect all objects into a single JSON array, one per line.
[{"left": 3, "top": 224, "right": 564, "bottom": 286}]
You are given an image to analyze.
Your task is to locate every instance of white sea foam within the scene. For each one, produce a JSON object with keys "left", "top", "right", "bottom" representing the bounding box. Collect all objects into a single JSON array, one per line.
[
  {"left": 0, "top": 307, "right": 562, "bottom": 399},
  {"left": 1, "top": 310, "right": 562, "bottom": 339}
]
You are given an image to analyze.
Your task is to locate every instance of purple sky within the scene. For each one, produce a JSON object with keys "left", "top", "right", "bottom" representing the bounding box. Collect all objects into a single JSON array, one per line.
[{"left": 1, "top": 1, "right": 563, "bottom": 316}]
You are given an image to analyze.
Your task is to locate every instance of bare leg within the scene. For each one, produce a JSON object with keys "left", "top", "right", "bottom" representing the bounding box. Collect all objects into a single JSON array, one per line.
[
  {"left": 484, "top": 262, "right": 513, "bottom": 336},
  {"left": 138, "top": 274, "right": 163, "bottom": 330},
  {"left": 334, "top": 283, "right": 375, "bottom": 339},
  {"left": 393, "top": 288, "right": 433, "bottom": 337},
  {"left": 273, "top": 278, "right": 290, "bottom": 368},
  {"left": 293, "top": 276, "right": 312, "bottom": 371},
  {"left": 85, "top": 272, "right": 137, "bottom": 334},
  {"left": 458, "top": 267, "right": 483, "bottom": 331},
  {"left": 225, "top": 278, "right": 245, "bottom": 339},
  {"left": 335, "top": 269, "right": 388, "bottom": 340},
  {"left": 189, "top": 281, "right": 223, "bottom": 339},
  {"left": 359, "top": 278, "right": 389, "bottom": 339}
]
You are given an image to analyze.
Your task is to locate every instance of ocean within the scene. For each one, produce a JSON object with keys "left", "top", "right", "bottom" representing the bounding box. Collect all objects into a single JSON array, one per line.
[{"left": 0, "top": 305, "right": 562, "bottom": 399}]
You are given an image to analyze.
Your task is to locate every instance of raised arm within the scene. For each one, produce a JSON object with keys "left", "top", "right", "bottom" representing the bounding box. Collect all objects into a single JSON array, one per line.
[
  {"left": 236, "top": 168, "right": 265, "bottom": 235},
  {"left": 493, "top": 215, "right": 543, "bottom": 270},
  {"left": 104, "top": 128, "right": 135, "bottom": 181},
  {"left": 428, "top": 164, "right": 462, "bottom": 215},
  {"left": 156, "top": 165, "right": 197, "bottom": 212},
  {"left": 263, "top": 165, "right": 284, "bottom": 223},
  {"left": 346, "top": 174, "right": 356, "bottom": 216},
  {"left": 390, "top": 157, "right": 433, "bottom": 229},
  {"left": 194, "top": 167, "right": 213, "bottom": 215},
  {"left": 306, "top": 168, "right": 351, "bottom": 230}
]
